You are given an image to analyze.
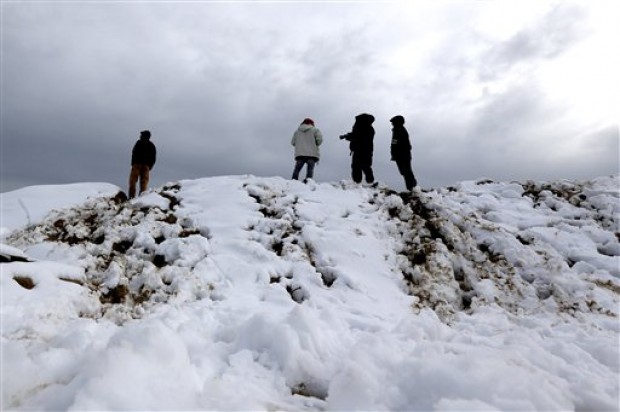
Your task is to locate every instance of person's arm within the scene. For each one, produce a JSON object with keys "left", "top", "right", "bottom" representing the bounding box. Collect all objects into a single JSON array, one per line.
[
  {"left": 404, "top": 129, "right": 412, "bottom": 151},
  {"left": 390, "top": 132, "right": 398, "bottom": 160},
  {"left": 315, "top": 129, "right": 323, "bottom": 146},
  {"left": 149, "top": 144, "right": 157, "bottom": 169}
]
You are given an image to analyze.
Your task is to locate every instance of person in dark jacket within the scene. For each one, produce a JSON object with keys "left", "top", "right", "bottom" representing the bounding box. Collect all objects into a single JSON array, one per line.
[
  {"left": 128, "top": 130, "right": 157, "bottom": 198},
  {"left": 340, "top": 113, "right": 375, "bottom": 184},
  {"left": 390, "top": 115, "right": 417, "bottom": 190}
]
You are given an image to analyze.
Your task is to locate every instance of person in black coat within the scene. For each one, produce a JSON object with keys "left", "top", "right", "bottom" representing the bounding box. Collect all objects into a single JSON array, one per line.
[
  {"left": 390, "top": 115, "right": 417, "bottom": 191},
  {"left": 128, "top": 130, "right": 157, "bottom": 198},
  {"left": 340, "top": 113, "right": 375, "bottom": 184}
]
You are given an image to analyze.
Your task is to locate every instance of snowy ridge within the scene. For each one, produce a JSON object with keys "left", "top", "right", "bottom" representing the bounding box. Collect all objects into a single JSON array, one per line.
[{"left": 1, "top": 175, "right": 619, "bottom": 411}]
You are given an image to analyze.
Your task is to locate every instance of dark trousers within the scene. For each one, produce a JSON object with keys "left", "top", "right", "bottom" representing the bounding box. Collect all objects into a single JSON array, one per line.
[
  {"left": 292, "top": 156, "right": 317, "bottom": 180},
  {"left": 351, "top": 151, "right": 374, "bottom": 184},
  {"left": 395, "top": 158, "right": 417, "bottom": 190}
]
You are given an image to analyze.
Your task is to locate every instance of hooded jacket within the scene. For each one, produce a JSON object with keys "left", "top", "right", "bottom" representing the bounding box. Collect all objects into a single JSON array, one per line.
[
  {"left": 390, "top": 124, "right": 411, "bottom": 161},
  {"left": 342, "top": 113, "right": 375, "bottom": 154},
  {"left": 291, "top": 123, "right": 323, "bottom": 159},
  {"left": 131, "top": 135, "right": 157, "bottom": 169}
]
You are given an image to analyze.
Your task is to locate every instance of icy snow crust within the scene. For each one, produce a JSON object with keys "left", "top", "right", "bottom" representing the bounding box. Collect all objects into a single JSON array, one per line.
[{"left": 1, "top": 175, "right": 619, "bottom": 411}]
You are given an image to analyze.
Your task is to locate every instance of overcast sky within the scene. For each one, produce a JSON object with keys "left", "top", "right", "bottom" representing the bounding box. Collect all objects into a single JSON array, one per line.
[{"left": 1, "top": 0, "right": 618, "bottom": 193}]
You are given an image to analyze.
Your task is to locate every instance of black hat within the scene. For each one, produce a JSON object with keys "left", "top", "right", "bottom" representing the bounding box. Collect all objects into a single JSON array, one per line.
[
  {"left": 140, "top": 130, "right": 151, "bottom": 138},
  {"left": 390, "top": 115, "right": 405, "bottom": 124}
]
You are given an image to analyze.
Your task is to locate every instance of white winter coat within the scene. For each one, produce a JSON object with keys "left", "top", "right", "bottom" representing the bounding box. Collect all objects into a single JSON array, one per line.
[{"left": 291, "top": 124, "right": 323, "bottom": 159}]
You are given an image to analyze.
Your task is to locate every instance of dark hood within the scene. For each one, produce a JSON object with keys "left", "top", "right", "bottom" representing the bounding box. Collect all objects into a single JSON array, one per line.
[{"left": 355, "top": 113, "right": 375, "bottom": 124}]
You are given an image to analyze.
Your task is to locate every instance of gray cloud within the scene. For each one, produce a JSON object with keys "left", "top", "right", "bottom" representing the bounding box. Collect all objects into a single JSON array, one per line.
[
  {"left": 1, "top": 2, "right": 617, "bottom": 194},
  {"left": 480, "top": 3, "right": 590, "bottom": 81}
]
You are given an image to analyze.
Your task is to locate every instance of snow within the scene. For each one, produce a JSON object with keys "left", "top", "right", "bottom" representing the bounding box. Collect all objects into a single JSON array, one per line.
[
  {"left": 0, "top": 244, "right": 29, "bottom": 262},
  {"left": 1, "top": 175, "right": 619, "bottom": 411},
  {"left": 0, "top": 183, "right": 119, "bottom": 236}
]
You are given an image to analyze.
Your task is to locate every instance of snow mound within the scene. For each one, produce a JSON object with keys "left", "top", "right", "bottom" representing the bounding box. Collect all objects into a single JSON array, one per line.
[{"left": 1, "top": 175, "right": 618, "bottom": 411}]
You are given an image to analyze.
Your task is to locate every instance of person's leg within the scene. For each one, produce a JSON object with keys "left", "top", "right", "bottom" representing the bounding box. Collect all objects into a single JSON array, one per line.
[
  {"left": 397, "top": 159, "right": 416, "bottom": 190},
  {"left": 408, "top": 168, "right": 417, "bottom": 189},
  {"left": 292, "top": 158, "right": 305, "bottom": 180},
  {"left": 351, "top": 153, "right": 363, "bottom": 183},
  {"left": 305, "top": 158, "right": 316, "bottom": 180},
  {"left": 128, "top": 165, "right": 140, "bottom": 198},
  {"left": 362, "top": 153, "right": 374, "bottom": 183},
  {"left": 364, "top": 167, "right": 375, "bottom": 184},
  {"left": 139, "top": 165, "right": 150, "bottom": 194}
]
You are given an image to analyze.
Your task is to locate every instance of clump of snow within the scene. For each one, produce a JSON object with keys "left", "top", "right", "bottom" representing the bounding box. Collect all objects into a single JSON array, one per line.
[
  {"left": 1, "top": 175, "right": 618, "bottom": 410},
  {"left": 0, "top": 243, "right": 30, "bottom": 262},
  {"left": 1, "top": 182, "right": 119, "bottom": 235}
]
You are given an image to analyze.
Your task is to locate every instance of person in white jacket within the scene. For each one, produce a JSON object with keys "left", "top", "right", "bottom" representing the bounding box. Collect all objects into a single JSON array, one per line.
[{"left": 291, "top": 118, "right": 323, "bottom": 182}]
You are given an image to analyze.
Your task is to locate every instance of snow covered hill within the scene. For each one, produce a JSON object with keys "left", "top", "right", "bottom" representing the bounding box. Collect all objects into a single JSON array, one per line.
[{"left": 1, "top": 175, "right": 619, "bottom": 411}]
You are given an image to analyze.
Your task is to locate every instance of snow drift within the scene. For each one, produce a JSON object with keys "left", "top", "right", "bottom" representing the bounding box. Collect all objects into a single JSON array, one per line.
[{"left": 1, "top": 175, "right": 619, "bottom": 411}]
